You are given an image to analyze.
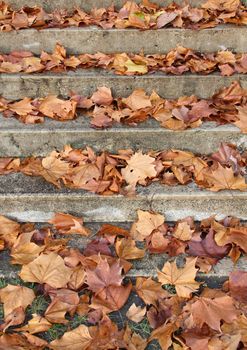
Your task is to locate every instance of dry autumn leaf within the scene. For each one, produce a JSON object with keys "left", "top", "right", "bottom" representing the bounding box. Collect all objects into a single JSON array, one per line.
[
  {"left": 158, "top": 258, "right": 200, "bottom": 298},
  {"left": 190, "top": 295, "right": 238, "bottom": 331},
  {"left": 131, "top": 210, "right": 165, "bottom": 241},
  {"left": 0, "top": 284, "right": 35, "bottom": 317},
  {"left": 19, "top": 252, "right": 72, "bottom": 288},
  {"left": 122, "top": 152, "right": 157, "bottom": 186},
  {"left": 126, "top": 303, "right": 146, "bottom": 323},
  {"left": 115, "top": 237, "right": 145, "bottom": 260},
  {"left": 49, "top": 213, "right": 90, "bottom": 236},
  {"left": 50, "top": 325, "right": 92, "bottom": 350}
]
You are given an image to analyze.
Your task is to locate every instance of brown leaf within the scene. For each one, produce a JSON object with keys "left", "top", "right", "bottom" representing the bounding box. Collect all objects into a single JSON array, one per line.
[
  {"left": 190, "top": 295, "right": 237, "bottom": 331},
  {"left": 86, "top": 256, "right": 123, "bottom": 294},
  {"left": 50, "top": 325, "right": 92, "bottom": 350},
  {"left": 122, "top": 89, "right": 152, "bottom": 110},
  {"left": 135, "top": 277, "right": 169, "bottom": 305},
  {"left": 130, "top": 210, "right": 165, "bottom": 241},
  {"left": 19, "top": 252, "right": 72, "bottom": 288},
  {"left": 0, "top": 284, "right": 35, "bottom": 317},
  {"left": 91, "top": 86, "right": 113, "bottom": 106},
  {"left": 126, "top": 303, "right": 146, "bottom": 323},
  {"left": 229, "top": 270, "right": 247, "bottom": 303},
  {"left": 157, "top": 258, "right": 200, "bottom": 298},
  {"left": 115, "top": 237, "right": 145, "bottom": 260},
  {"left": 49, "top": 213, "right": 90, "bottom": 236}
]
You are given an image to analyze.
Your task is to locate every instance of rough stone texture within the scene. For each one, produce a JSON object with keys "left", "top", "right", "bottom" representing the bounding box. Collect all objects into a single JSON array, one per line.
[
  {"left": 1, "top": 72, "right": 247, "bottom": 100},
  {"left": 0, "top": 247, "right": 246, "bottom": 280},
  {"left": 0, "top": 174, "right": 246, "bottom": 222},
  {"left": 6, "top": 0, "right": 232, "bottom": 11},
  {"left": 1, "top": 26, "right": 246, "bottom": 54},
  {"left": 0, "top": 115, "right": 246, "bottom": 157}
]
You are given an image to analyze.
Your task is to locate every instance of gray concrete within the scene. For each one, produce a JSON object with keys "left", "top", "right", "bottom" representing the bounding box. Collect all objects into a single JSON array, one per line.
[
  {"left": 1, "top": 72, "right": 247, "bottom": 100},
  {"left": 7, "top": 0, "right": 237, "bottom": 11},
  {"left": 0, "top": 116, "right": 246, "bottom": 157},
  {"left": 0, "top": 248, "right": 246, "bottom": 280},
  {"left": 0, "top": 174, "right": 246, "bottom": 222},
  {"left": 1, "top": 26, "right": 246, "bottom": 54}
]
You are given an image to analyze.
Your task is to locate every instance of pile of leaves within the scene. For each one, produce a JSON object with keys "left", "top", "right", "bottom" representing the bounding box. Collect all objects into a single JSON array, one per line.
[
  {"left": 0, "top": 0, "right": 247, "bottom": 31},
  {"left": 1, "top": 43, "right": 247, "bottom": 75},
  {"left": 1, "top": 143, "right": 246, "bottom": 193},
  {"left": 0, "top": 210, "right": 247, "bottom": 349},
  {"left": 1, "top": 80, "right": 247, "bottom": 132}
]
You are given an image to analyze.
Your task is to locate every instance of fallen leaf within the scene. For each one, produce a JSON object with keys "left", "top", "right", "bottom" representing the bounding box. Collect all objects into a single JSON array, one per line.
[{"left": 157, "top": 258, "right": 200, "bottom": 298}]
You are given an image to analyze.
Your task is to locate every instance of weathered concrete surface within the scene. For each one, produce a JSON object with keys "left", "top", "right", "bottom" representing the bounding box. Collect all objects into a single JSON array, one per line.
[
  {"left": 0, "top": 174, "right": 246, "bottom": 222},
  {"left": 1, "top": 26, "right": 246, "bottom": 54},
  {"left": 8, "top": 0, "right": 241, "bottom": 11},
  {"left": 0, "top": 247, "right": 246, "bottom": 280},
  {"left": 1, "top": 72, "right": 247, "bottom": 100},
  {"left": 0, "top": 116, "right": 246, "bottom": 157}
]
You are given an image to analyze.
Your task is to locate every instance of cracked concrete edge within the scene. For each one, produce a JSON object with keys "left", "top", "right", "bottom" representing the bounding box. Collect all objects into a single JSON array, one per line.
[
  {"left": 0, "top": 118, "right": 246, "bottom": 157},
  {"left": 1, "top": 26, "right": 247, "bottom": 54},
  {"left": 1, "top": 73, "right": 247, "bottom": 100},
  {"left": 0, "top": 175, "right": 246, "bottom": 222},
  {"left": 0, "top": 249, "right": 246, "bottom": 281}
]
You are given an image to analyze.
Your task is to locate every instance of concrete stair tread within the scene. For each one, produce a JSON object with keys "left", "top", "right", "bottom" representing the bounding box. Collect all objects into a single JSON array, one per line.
[
  {"left": 1, "top": 71, "right": 247, "bottom": 100},
  {"left": 0, "top": 173, "right": 246, "bottom": 222},
  {"left": 0, "top": 247, "right": 246, "bottom": 279},
  {"left": 1, "top": 113, "right": 246, "bottom": 156},
  {"left": 2, "top": 26, "right": 247, "bottom": 54}
]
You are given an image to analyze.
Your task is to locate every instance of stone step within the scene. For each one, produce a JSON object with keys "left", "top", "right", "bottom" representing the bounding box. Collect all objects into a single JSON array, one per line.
[
  {"left": 1, "top": 72, "right": 247, "bottom": 100},
  {"left": 0, "top": 174, "right": 246, "bottom": 222},
  {"left": 7, "top": 0, "right": 240, "bottom": 12},
  {"left": 1, "top": 26, "right": 246, "bottom": 54},
  {"left": 0, "top": 244, "right": 246, "bottom": 280},
  {"left": 0, "top": 116, "right": 246, "bottom": 157}
]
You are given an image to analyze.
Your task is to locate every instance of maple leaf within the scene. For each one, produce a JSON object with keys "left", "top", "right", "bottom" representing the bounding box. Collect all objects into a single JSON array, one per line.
[
  {"left": 10, "top": 231, "right": 44, "bottom": 264},
  {"left": 0, "top": 306, "right": 25, "bottom": 332},
  {"left": 122, "top": 89, "right": 152, "bottom": 110},
  {"left": 131, "top": 210, "right": 165, "bottom": 241},
  {"left": 86, "top": 256, "right": 123, "bottom": 294},
  {"left": 126, "top": 303, "right": 146, "bottom": 323},
  {"left": 91, "top": 283, "right": 132, "bottom": 313},
  {"left": 123, "top": 326, "right": 147, "bottom": 350},
  {"left": 0, "top": 215, "right": 20, "bottom": 246},
  {"left": 0, "top": 284, "right": 35, "bottom": 317},
  {"left": 203, "top": 164, "right": 247, "bottom": 191},
  {"left": 173, "top": 221, "right": 194, "bottom": 241},
  {"left": 17, "top": 314, "right": 52, "bottom": 334},
  {"left": 122, "top": 152, "right": 157, "bottom": 186},
  {"left": 44, "top": 289, "right": 79, "bottom": 324},
  {"left": 190, "top": 295, "right": 237, "bottom": 331},
  {"left": 234, "top": 106, "right": 247, "bottom": 133},
  {"left": 229, "top": 271, "right": 247, "bottom": 303},
  {"left": 115, "top": 237, "right": 145, "bottom": 260},
  {"left": 39, "top": 95, "right": 77, "bottom": 120},
  {"left": 157, "top": 258, "right": 200, "bottom": 298},
  {"left": 9, "top": 97, "right": 34, "bottom": 116},
  {"left": 50, "top": 325, "right": 92, "bottom": 350},
  {"left": 149, "top": 322, "right": 177, "bottom": 350},
  {"left": 19, "top": 252, "right": 72, "bottom": 288},
  {"left": 135, "top": 277, "right": 169, "bottom": 305},
  {"left": 91, "top": 86, "right": 113, "bottom": 106},
  {"left": 49, "top": 213, "right": 90, "bottom": 236}
]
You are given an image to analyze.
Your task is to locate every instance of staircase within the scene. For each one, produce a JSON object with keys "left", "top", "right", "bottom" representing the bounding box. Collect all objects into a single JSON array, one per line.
[{"left": 0, "top": 0, "right": 247, "bottom": 331}]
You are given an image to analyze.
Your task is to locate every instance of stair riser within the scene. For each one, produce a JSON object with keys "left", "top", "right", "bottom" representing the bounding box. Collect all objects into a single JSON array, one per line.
[
  {"left": 0, "top": 126, "right": 246, "bottom": 157},
  {"left": 1, "top": 74, "right": 247, "bottom": 100},
  {"left": 0, "top": 192, "right": 246, "bottom": 222},
  {"left": 2, "top": 27, "right": 246, "bottom": 54}
]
